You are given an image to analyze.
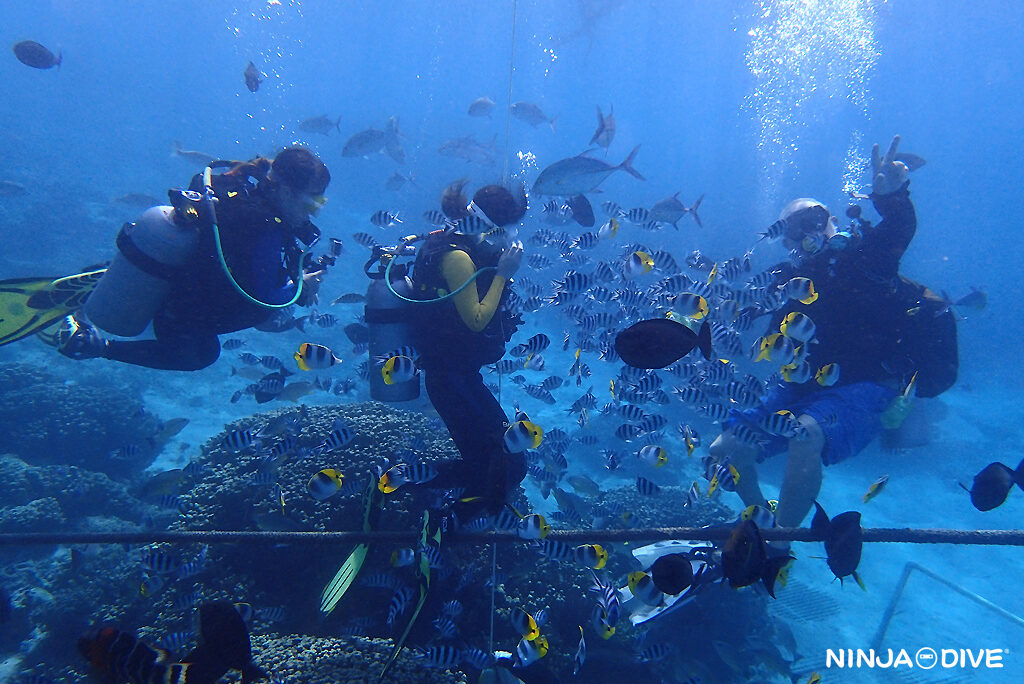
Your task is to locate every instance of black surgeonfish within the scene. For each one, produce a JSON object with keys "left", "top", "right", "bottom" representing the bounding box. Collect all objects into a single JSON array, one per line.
[
  {"left": 79, "top": 600, "right": 269, "bottom": 684},
  {"left": 567, "top": 194, "right": 596, "bottom": 227},
  {"left": 13, "top": 40, "right": 61, "bottom": 69},
  {"left": 721, "top": 519, "right": 791, "bottom": 598},
  {"left": 649, "top": 553, "right": 693, "bottom": 595},
  {"left": 243, "top": 61, "right": 263, "bottom": 92},
  {"left": 961, "top": 458, "right": 1024, "bottom": 511},
  {"left": 811, "top": 502, "right": 864, "bottom": 588},
  {"left": 343, "top": 322, "right": 370, "bottom": 345},
  {"left": 614, "top": 318, "right": 712, "bottom": 369}
]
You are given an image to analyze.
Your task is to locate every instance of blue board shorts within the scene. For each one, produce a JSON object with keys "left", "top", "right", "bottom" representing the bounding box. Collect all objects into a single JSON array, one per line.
[{"left": 726, "top": 381, "right": 898, "bottom": 465}]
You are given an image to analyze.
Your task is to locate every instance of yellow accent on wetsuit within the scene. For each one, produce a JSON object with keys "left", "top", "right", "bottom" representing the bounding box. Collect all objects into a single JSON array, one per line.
[{"left": 441, "top": 249, "right": 507, "bottom": 333}]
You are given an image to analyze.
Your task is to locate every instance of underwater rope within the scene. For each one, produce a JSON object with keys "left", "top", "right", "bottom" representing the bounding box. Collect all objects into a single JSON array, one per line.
[{"left": 3, "top": 527, "right": 1024, "bottom": 546}]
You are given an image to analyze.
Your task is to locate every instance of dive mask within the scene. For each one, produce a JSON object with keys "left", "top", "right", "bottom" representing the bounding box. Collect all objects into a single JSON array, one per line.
[
  {"left": 783, "top": 204, "right": 831, "bottom": 241},
  {"left": 466, "top": 200, "right": 500, "bottom": 230},
  {"left": 303, "top": 194, "right": 328, "bottom": 217}
]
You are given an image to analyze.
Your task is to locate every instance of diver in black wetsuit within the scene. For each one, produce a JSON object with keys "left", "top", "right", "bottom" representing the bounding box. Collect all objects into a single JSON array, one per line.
[
  {"left": 57, "top": 147, "right": 330, "bottom": 371},
  {"left": 710, "top": 135, "right": 958, "bottom": 542},
  {"left": 409, "top": 181, "right": 527, "bottom": 517}
]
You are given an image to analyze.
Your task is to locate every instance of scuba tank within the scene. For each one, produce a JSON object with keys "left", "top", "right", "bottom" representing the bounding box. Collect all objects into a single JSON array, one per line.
[
  {"left": 84, "top": 205, "right": 198, "bottom": 336},
  {"left": 365, "top": 244, "right": 419, "bottom": 402}
]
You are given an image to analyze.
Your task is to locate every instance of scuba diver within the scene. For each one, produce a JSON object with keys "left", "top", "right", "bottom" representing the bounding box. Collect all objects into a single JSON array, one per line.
[
  {"left": 55, "top": 146, "right": 331, "bottom": 371},
  {"left": 407, "top": 180, "right": 527, "bottom": 518},
  {"left": 707, "top": 135, "right": 958, "bottom": 551}
]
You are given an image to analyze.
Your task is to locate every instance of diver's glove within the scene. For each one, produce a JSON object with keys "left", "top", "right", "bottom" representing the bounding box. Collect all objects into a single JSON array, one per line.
[
  {"left": 871, "top": 135, "right": 909, "bottom": 196},
  {"left": 56, "top": 315, "right": 108, "bottom": 360},
  {"left": 495, "top": 240, "right": 524, "bottom": 279}
]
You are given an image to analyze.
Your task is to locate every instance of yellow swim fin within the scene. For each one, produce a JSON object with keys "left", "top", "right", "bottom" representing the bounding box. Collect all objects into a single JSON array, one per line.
[{"left": 0, "top": 269, "right": 106, "bottom": 347}]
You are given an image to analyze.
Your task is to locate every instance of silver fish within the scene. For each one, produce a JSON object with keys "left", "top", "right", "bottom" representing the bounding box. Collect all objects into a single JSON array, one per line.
[
  {"left": 438, "top": 134, "right": 497, "bottom": 166},
  {"left": 531, "top": 145, "right": 644, "bottom": 196},
  {"left": 171, "top": 142, "right": 215, "bottom": 167},
  {"left": 300, "top": 114, "right": 341, "bottom": 135},
  {"left": 468, "top": 96, "right": 495, "bottom": 117},
  {"left": 589, "top": 105, "right": 615, "bottom": 149},
  {"left": 511, "top": 101, "right": 555, "bottom": 130},
  {"left": 342, "top": 127, "right": 387, "bottom": 157}
]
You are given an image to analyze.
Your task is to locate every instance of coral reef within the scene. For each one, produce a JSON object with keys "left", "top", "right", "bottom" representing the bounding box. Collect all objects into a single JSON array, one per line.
[
  {"left": 0, "top": 398, "right": 773, "bottom": 683},
  {"left": 0, "top": 363, "right": 152, "bottom": 474},
  {"left": 252, "top": 634, "right": 466, "bottom": 683}
]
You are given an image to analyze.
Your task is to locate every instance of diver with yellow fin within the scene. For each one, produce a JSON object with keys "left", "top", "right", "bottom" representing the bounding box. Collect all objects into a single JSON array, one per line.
[
  {"left": 0, "top": 269, "right": 106, "bottom": 347},
  {"left": 48, "top": 147, "right": 331, "bottom": 370}
]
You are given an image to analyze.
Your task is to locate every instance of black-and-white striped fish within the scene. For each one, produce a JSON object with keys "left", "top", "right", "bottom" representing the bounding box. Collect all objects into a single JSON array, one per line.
[
  {"left": 352, "top": 231, "right": 379, "bottom": 248},
  {"left": 624, "top": 207, "right": 650, "bottom": 224},
  {"left": 511, "top": 333, "right": 550, "bottom": 357},
  {"left": 637, "top": 476, "right": 660, "bottom": 495},
  {"left": 316, "top": 419, "right": 356, "bottom": 453},
  {"left": 370, "top": 210, "right": 402, "bottom": 227}
]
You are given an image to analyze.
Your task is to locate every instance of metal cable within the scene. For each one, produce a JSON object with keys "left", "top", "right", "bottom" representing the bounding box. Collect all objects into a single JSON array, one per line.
[{"left": 501, "top": 0, "right": 519, "bottom": 184}]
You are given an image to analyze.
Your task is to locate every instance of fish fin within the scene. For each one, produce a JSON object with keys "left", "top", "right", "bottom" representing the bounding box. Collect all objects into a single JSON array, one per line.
[
  {"left": 689, "top": 194, "right": 704, "bottom": 227},
  {"left": 762, "top": 554, "right": 794, "bottom": 598},
  {"left": 696, "top": 319, "right": 712, "bottom": 361},
  {"left": 0, "top": 269, "right": 106, "bottom": 347},
  {"left": 854, "top": 571, "right": 866, "bottom": 591},
  {"left": 589, "top": 107, "right": 603, "bottom": 145},
  {"left": 810, "top": 501, "right": 830, "bottom": 535},
  {"left": 618, "top": 145, "right": 645, "bottom": 180},
  {"left": 1014, "top": 458, "right": 1024, "bottom": 491},
  {"left": 241, "top": 662, "right": 270, "bottom": 684}
]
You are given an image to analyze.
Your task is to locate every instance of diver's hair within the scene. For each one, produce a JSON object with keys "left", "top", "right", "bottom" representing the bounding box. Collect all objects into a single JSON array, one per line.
[
  {"left": 271, "top": 147, "right": 330, "bottom": 195},
  {"left": 441, "top": 179, "right": 471, "bottom": 221},
  {"left": 224, "top": 157, "right": 272, "bottom": 181},
  {"left": 473, "top": 184, "right": 527, "bottom": 227}
]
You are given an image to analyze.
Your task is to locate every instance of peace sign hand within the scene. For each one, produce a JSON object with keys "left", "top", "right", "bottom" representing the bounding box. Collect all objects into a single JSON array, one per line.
[{"left": 871, "top": 135, "right": 909, "bottom": 196}]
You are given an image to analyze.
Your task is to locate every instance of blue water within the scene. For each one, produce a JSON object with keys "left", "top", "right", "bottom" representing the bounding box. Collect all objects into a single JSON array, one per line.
[{"left": 1, "top": 1, "right": 1022, "bottom": 683}]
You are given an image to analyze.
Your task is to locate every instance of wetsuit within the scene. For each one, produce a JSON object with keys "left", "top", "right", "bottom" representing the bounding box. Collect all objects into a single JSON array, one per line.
[
  {"left": 734, "top": 182, "right": 958, "bottom": 463},
  {"left": 770, "top": 181, "right": 957, "bottom": 397},
  {"left": 103, "top": 179, "right": 314, "bottom": 371},
  {"left": 410, "top": 232, "right": 524, "bottom": 514}
]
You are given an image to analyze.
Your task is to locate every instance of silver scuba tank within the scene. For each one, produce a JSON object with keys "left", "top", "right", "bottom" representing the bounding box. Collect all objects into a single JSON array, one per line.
[
  {"left": 85, "top": 206, "right": 198, "bottom": 336},
  {"left": 366, "top": 266, "right": 419, "bottom": 402}
]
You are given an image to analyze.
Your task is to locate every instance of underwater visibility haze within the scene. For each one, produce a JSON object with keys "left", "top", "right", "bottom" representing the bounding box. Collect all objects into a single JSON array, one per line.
[{"left": 1, "top": 1, "right": 1023, "bottom": 683}]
